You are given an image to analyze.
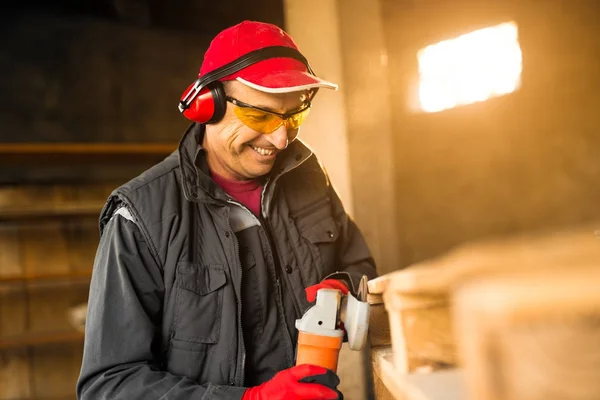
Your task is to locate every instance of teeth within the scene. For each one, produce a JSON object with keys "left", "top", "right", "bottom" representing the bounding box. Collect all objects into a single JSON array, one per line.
[{"left": 251, "top": 145, "right": 275, "bottom": 156}]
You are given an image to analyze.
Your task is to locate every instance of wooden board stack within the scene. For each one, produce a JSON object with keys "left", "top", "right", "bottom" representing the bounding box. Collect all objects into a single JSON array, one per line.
[{"left": 370, "top": 221, "right": 600, "bottom": 400}]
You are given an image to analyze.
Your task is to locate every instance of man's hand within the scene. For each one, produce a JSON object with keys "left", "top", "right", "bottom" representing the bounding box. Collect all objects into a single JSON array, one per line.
[
  {"left": 241, "top": 364, "right": 341, "bottom": 400},
  {"left": 305, "top": 279, "right": 349, "bottom": 303}
]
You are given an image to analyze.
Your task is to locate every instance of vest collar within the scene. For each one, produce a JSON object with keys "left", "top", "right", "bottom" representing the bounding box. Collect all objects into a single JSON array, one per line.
[{"left": 178, "top": 123, "right": 313, "bottom": 203}]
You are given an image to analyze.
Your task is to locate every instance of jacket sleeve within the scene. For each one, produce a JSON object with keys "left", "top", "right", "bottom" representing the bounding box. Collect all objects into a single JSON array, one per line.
[
  {"left": 325, "top": 185, "right": 378, "bottom": 289},
  {"left": 76, "top": 208, "right": 246, "bottom": 400}
]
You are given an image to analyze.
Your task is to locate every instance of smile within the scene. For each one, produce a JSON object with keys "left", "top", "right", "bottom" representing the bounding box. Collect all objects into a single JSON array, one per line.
[{"left": 250, "top": 145, "right": 276, "bottom": 156}]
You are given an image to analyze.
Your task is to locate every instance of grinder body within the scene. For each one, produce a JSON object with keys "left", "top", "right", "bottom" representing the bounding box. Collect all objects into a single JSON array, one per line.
[{"left": 295, "top": 277, "right": 370, "bottom": 373}]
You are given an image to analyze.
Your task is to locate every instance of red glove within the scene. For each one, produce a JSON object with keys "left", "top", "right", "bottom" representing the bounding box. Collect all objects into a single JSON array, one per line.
[
  {"left": 241, "top": 364, "right": 340, "bottom": 400},
  {"left": 305, "top": 279, "right": 349, "bottom": 303}
]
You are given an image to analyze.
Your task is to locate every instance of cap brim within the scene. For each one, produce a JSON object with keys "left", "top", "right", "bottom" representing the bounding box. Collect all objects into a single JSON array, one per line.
[{"left": 236, "top": 70, "right": 338, "bottom": 93}]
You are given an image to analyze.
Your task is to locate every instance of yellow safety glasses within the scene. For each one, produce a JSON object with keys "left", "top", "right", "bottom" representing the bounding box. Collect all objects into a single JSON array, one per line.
[{"left": 226, "top": 96, "right": 311, "bottom": 135}]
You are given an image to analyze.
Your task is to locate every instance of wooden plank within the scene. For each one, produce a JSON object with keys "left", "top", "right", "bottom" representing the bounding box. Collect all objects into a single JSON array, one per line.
[
  {"left": 0, "top": 186, "right": 60, "bottom": 217},
  {"left": 63, "top": 218, "right": 99, "bottom": 275},
  {"left": 0, "top": 222, "right": 29, "bottom": 399},
  {"left": 371, "top": 346, "right": 465, "bottom": 400},
  {"left": 384, "top": 221, "right": 600, "bottom": 296},
  {"left": 0, "top": 224, "right": 28, "bottom": 341},
  {"left": 398, "top": 302, "right": 455, "bottom": 370},
  {"left": 0, "top": 202, "right": 104, "bottom": 221},
  {"left": 21, "top": 221, "right": 70, "bottom": 278},
  {"left": 31, "top": 342, "right": 83, "bottom": 399},
  {"left": 373, "top": 372, "right": 396, "bottom": 400},
  {"left": 0, "top": 272, "right": 91, "bottom": 284},
  {"left": 0, "top": 224, "right": 21, "bottom": 279},
  {"left": 384, "top": 294, "right": 455, "bottom": 372},
  {"left": 372, "top": 347, "right": 404, "bottom": 399},
  {"left": 0, "top": 331, "right": 84, "bottom": 351},
  {"left": 73, "top": 184, "right": 115, "bottom": 207},
  {"left": 372, "top": 352, "right": 396, "bottom": 400},
  {"left": 369, "top": 303, "right": 391, "bottom": 347},
  {"left": 0, "top": 185, "right": 110, "bottom": 220},
  {"left": 383, "top": 221, "right": 600, "bottom": 373},
  {"left": 0, "top": 348, "right": 32, "bottom": 399},
  {"left": 401, "top": 369, "right": 466, "bottom": 400},
  {"left": 453, "top": 265, "right": 600, "bottom": 400},
  {"left": 0, "top": 143, "right": 176, "bottom": 165},
  {"left": 368, "top": 274, "right": 391, "bottom": 296},
  {"left": 0, "top": 184, "right": 104, "bottom": 399},
  {"left": 368, "top": 276, "right": 392, "bottom": 347},
  {"left": 0, "top": 288, "right": 28, "bottom": 339},
  {"left": 27, "top": 283, "right": 90, "bottom": 335},
  {"left": 372, "top": 347, "right": 396, "bottom": 400}
]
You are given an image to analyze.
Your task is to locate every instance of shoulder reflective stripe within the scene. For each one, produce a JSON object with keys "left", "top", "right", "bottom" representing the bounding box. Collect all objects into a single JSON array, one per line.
[
  {"left": 229, "top": 205, "right": 260, "bottom": 233},
  {"left": 113, "top": 207, "right": 135, "bottom": 223}
]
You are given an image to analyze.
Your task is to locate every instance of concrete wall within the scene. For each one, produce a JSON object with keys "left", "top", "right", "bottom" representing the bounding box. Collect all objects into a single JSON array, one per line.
[
  {"left": 381, "top": 0, "right": 600, "bottom": 267},
  {"left": 284, "top": 0, "right": 354, "bottom": 214},
  {"left": 285, "top": 0, "right": 402, "bottom": 278},
  {"left": 284, "top": 1, "right": 405, "bottom": 398},
  {"left": 285, "top": 2, "right": 600, "bottom": 393},
  {"left": 284, "top": 3, "right": 370, "bottom": 398},
  {"left": 336, "top": 0, "right": 401, "bottom": 276},
  {"left": 290, "top": 0, "right": 600, "bottom": 275}
]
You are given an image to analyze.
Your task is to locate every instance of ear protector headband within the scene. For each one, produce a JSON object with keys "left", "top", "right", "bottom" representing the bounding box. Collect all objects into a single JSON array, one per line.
[{"left": 178, "top": 46, "right": 315, "bottom": 125}]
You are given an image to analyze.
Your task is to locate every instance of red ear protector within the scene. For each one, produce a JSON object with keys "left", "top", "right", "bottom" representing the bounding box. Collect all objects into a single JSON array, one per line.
[{"left": 178, "top": 46, "right": 315, "bottom": 124}]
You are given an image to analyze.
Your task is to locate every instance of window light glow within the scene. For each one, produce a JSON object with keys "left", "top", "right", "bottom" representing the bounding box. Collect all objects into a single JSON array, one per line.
[{"left": 418, "top": 22, "right": 522, "bottom": 113}]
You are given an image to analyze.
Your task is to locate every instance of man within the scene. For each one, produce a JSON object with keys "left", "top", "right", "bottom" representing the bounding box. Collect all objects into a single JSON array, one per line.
[{"left": 77, "top": 20, "right": 377, "bottom": 400}]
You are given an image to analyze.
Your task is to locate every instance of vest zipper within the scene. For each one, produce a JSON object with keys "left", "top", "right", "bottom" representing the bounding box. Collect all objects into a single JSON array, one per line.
[
  {"left": 261, "top": 181, "right": 303, "bottom": 319},
  {"left": 224, "top": 203, "right": 246, "bottom": 386},
  {"left": 261, "top": 218, "right": 296, "bottom": 364},
  {"left": 226, "top": 187, "right": 296, "bottom": 367}
]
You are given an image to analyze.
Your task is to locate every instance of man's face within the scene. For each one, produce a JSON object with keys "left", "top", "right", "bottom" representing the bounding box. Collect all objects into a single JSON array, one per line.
[{"left": 204, "top": 81, "right": 309, "bottom": 181}]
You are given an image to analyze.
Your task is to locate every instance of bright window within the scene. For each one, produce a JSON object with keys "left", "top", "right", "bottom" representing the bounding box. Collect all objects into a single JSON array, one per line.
[{"left": 418, "top": 22, "right": 522, "bottom": 113}]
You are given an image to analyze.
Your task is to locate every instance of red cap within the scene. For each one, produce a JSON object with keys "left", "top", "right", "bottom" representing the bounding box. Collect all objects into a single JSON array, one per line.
[{"left": 198, "top": 20, "right": 338, "bottom": 93}]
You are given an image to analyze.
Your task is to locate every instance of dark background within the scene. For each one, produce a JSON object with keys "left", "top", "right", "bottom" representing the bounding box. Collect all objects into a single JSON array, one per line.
[
  {"left": 1, "top": 0, "right": 285, "bottom": 183},
  {"left": 1, "top": 0, "right": 284, "bottom": 144}
]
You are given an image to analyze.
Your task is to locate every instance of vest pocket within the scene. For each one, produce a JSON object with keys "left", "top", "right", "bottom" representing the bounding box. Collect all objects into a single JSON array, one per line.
[
  {"left": 291, "top": 196, "right": 331, "bottom": 231},
  {"left": 296, "top": 214, "right": 340, "bottom": 279},
  {"left": 166, "top": 339, "right": 209, "bottom": 381},
  {"left": 173, "top": 262, "right": 226, "bottom": 344},
  {"left": 300, "top": 216, "right": 339, "bottom": 244}
]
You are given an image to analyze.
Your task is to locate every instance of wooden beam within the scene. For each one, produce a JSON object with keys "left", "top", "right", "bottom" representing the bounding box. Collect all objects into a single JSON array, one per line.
[
  {"left": 0, "top": 184, "right": 114, "bottom": 220},
  {"left": 0, "top": 272, "right": 91, "bottom": 285},
  {"left": 454, "top": 265, "right": 600, "bottom": 400},
  {"left": 382, "top": 221, "right": 600, "bottom": 374},
  {"left": 371, "top": 346, "right": 466, "bottom": 400},
  {"left": 0, "top": 331, "right": 84, "bottom": 351},
  {"left": 0, "top": 143, "right": 177, "bottom": 165}
]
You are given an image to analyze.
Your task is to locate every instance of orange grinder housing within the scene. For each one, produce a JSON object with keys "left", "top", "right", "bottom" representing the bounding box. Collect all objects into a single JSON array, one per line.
[{"left": 295, "top": 289, "right": 346, "bottom": 372}]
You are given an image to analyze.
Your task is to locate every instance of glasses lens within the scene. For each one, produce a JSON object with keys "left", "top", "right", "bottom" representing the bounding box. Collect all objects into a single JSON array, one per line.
[
  {"left": 233, "top": 107, "right": 282, "bottom": 134},
  {"left": 285, "top": 106, "right": 310, "bottom": 130},
  {"left": 232, "top": 104, "right": 311, "bottom": 134}
]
